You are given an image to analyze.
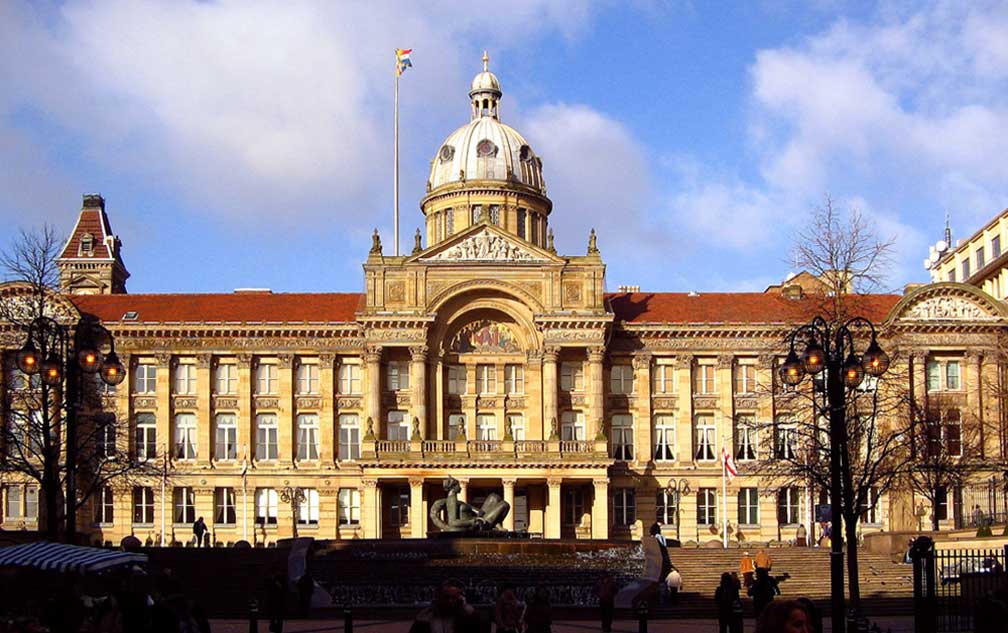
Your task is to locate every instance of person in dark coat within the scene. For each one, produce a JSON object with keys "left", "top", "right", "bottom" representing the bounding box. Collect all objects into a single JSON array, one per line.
[
  {"left": 650, "top": 522, "right": 672, "bottom": 582},
  {"left": 747, "top": 567, "right": 780, "bottom": 618},
  {"left": 595, "top": 570, "right": 618, "bottom": 633},
  {"left": 714, "top": 572, "right": 743, "bottom": 633},
  {"left": 192, "top": 516, "right": 209, "bottom": 547},
  {"left": 409, "top": 579, "right": 480, "bottom": 633},
  {"left": 267, "top": 572, "right": 287, "bottom": 633}
]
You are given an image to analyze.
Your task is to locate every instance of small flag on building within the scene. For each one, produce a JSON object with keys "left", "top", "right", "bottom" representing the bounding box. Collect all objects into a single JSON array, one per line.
[
  {"left": 722, "top": 445, "right": 738, "bottom": 482},
  {"left": 395, "top": 48, "right": 413, "bottom": 76}
]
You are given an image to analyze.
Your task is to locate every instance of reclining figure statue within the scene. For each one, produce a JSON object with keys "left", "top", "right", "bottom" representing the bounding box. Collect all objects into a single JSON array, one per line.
[{"left": 429, "top": 476, "right": 510, "bottom": 532}]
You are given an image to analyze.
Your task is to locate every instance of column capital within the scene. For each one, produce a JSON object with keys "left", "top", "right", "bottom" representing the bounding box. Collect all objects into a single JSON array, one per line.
[
  {"left": 196, "top": 354, "right": 212, "bottom": 369},
  {"left": 674, "top": 354, "right": 693, "bottom": 369},
  {"left": 592, "top": 478, "right": 609, "bottom": 488},
  {"left": 632, "top": 352, "right": 653, "bottom": 370},
  {"left": 965, "top": 349, "right": 983, "bottom": 363},
  {"left": 717, "top": 354, "right": 734, "bottom": 369},
  {"left": 526, "top": 350, "right": 544, "bottom": 364},
  {"left": 277, "top": 353, "right": 294, "bottom": 369},
  {"left": 364, "top": 346, "right": 383, "bottom": 363},
  {"left": 910, "top": 351, "right": 928, "bottom": 364},
  {"left": 236, "top": 353, "right": 253, "bottom": 364},
  {"left": 155, "top": 353, "right": 172, "bottom": 367},
  {"left": 361, "top": 478, "right": 378, "bottom": 490},
  {"left": 757, "top": 353, "right": 775, "bottom": 370},
  {"left": 408, "top": 477, "right": 425, "bottom": 488},
  {"left": 546, "top": 477, "right": 563, "bottom": 487},
  {"left": 502, "top": 478, "right": 517, "bottom": 487},
  {"left": 587, "top": 347, "right": 606, "bottom": 363},
  {"left": 543, "top": 347, "right": 560, "bottom": 363},
  {"left": 319, "top": 352, "right": 336, "bottom": 367},
  {"left": 409, "top": 345, "right": 428, "bottom": 362}
]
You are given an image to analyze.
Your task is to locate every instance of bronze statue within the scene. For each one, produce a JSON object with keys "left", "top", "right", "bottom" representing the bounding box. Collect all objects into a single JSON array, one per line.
[{"left": 429, "top": 476, "right": 510, "bottom": 532}]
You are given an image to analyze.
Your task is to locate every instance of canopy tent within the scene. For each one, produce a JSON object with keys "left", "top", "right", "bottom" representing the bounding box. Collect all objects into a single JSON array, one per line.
[{"left": 0, "top": 542, "right": 147, "bottom": 574}]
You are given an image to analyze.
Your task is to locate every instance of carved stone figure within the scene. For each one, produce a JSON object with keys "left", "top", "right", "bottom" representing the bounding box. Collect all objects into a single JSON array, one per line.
[
  {"left": 413, "top": 228, "right": 423, "bottom": 254},
  {"left": 547, "top": 229, "right": 556, "bottom": 253},
  {"left": 370, "top": 229, "right": 382, "bottom": 255},
  {"left": 426, "top": 228, "right": 545, "bottom": 262},
  {"left": 429, "top": 476, "right": 510, "bottom": 533},
  {"left": 906, "top": 295, "right": 993, "bottom": 321},
  {"left": 588, "top": 228, "right": 599, "bottom": 254}
]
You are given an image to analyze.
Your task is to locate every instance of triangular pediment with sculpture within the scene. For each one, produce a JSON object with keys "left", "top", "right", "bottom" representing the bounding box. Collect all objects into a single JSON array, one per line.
[
  {"left": 886, "top": 282, "right": 1008, "bottom": 325},
  {"left": 410, "top": 221, "right": 564, "bottom": 265}
]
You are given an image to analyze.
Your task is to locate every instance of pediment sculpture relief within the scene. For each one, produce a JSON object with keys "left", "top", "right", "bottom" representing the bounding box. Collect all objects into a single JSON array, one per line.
[
  {"left": 425, "top": 228, "right": 547, "bottom": 262},
  {"left": 904, "top": 296, "right": 996, "bottom": 321}
]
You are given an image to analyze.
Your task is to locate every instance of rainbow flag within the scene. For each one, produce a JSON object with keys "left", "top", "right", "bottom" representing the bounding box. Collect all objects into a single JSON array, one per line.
[{"left": 395, "top": 48, "right": 413, "bottom": 76}]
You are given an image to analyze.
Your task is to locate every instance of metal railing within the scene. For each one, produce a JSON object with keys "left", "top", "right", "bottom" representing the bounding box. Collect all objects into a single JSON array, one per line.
[{"left": 913, "top": 539, "right": 1008, "bottom": 632}]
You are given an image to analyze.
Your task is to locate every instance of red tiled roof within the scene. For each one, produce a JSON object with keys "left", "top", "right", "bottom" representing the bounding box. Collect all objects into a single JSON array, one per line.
[
  {"left": 70, "top": 293, "right": 365, "bottom": 324},
  {"left": 59, "top": 208, "right": 114, "bottom": 260},
  {"left": 605, "top": 292, "right": 902, "bottom": 325}
]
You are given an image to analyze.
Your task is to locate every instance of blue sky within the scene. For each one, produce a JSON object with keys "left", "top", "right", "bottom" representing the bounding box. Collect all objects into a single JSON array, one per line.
[{"left": 2, "top": 1, "right": 1006, "bottom": 294}]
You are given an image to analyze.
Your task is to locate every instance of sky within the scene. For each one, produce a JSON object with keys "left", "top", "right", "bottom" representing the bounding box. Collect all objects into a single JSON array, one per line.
[{"left": 2, "top": 0, "right": 1007, "bottom": 295}]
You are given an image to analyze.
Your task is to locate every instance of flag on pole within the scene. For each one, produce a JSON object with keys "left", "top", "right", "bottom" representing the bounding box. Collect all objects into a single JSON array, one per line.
[
  {"left": 722, "top": 445, "right": 738, "bottom": 482},
  {"left": 395, "top": 48, "right": 413, "bottom": 76}
]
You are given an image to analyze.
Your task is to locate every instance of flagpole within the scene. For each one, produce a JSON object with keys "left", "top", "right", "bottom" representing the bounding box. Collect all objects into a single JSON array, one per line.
[
  {"left": 722, "top": 440, "right": 729, "bottom": 549},
  {"left": 393, "top": 62, "right": 400, "bottom": 256}
]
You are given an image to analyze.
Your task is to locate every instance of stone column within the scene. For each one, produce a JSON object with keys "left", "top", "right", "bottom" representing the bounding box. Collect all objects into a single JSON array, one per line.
[
  {"left": 237, "top": 354, "right": 253, "bottom": 464},
  {"left": 545, "top": 478, "right": 562, "bottom": 539},
  {"left": 633, "top": 352, "right": 652, "bottom": 464},
  {"left": 319, "top": 353, "right": 336, "bottom": 465},
  {"left": 434, "top": 356, "right": 445, "bottom": 440},
  {"left": 364, "top": 346, "right": 382, "bottom": 437},
  {"left": 196, "top": 355, "right": 212, "bottom": 466},
  {"left": 717, "top": 354, "right": 734, "bottom": 458},
  {"left": 410, "top": 346, "right": 427, "bottom": 439},
  {"left": 674, "top": 355, "right": 694, "bottom": 462},
  {"left": 409, "top": 478, "right": 425, "bottom": 538},
  {"left": 362, "top": 479, "right": 379, "bottom": 539},
  {"left": 457, "top": 478, "right": 470, "bottom": 504},
  {"left": 965, "top": 350, "right": 984, "bottom": 458},
  {"left": 587, "top": 347, "right": 605, "bottom": 440},
  {"left": 278, "top": 354, "right": 294, "bottom": 464},
  {"left": 502, "top": 478, "right": 517, "bottom": 531},
  {"left": 591, "top": 478, "right": 609, "bottom": 539},
  {"left": 155, "top": 354, "right": 172, "bottom": 463},
  {"left": 542, "top": 348, "right": 559, "bottom": 439}
]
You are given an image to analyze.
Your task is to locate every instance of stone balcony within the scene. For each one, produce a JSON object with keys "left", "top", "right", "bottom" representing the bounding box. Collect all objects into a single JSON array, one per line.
[{"left": 362, "top": 437, "right": 610, "bottom": 463}]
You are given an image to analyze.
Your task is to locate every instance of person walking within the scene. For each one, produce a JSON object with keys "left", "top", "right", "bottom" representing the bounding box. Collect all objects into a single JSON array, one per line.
[
  {"left": 494, "top": 584, "right": 525, "bottom": 633},
  {"left": 715, "top": 572, "right": 744, "bottom": 633},
  {"left": 739, "top": 551, "right": 756, "bottom": 588},
  {"left": 650, "top": 523, "right": 672, "bottom": 583},
  {"left": 796, "top": 524, "right": 808, "bottom": 547},
  {"left": 665, "top": 565, "right": 683, "bottom": 605},
  {"left": 755, "top": 549, "right": 772, "bottom": 573},
  {"left": 748, "top": 567, "right": 780, "bottom": 618},
  {"left": 410, "top": 579, "right": 480, "bottom": 633},
  {"left": 595, "top": 571, "right": 618, "bottom": 633},
  {"left": 266, "top": 572, "right": 287, "bottom": 633},
  {"left": 192, "top": 516, "right": 208, "bottom": 547}
]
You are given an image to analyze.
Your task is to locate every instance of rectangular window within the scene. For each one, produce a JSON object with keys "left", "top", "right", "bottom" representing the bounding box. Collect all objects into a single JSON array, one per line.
[
  {"left": 215, "top": 487, "right": 236, "bottom": 525},
  {"left": 296, "top": 363, "right": 320, "bottom": 395},
  {"left": 255, "top": 488, "right": 278, "bottom": 525},
  {"left": 560, "top": 411, "right": 585, "bottom": 441},
  {"left": 738, "top": 488, "right": 759, "bottom": 525},
  {"left": 564, "top": 488, "right": 585, "bottom": 526},
  {"left": 860, "top": 487, "right": 879, "bottom": 524},
  {"left": 613, "top": 488, "right": 636, "bottom": 527},
  {"left": 977, "top": 246, "right": 986, "bottom": 269},
  {"left": 697, "top": 488, "right": 716, "bottom": 525},
  {"left": 517, "top": 209, "right": 527, "bottom": 239},
  {"left": 993, "top": 235, "right": 1002, "bottom": 258},
  {"left": 777, "top": 487, "right": 802, "bottom": 525},
  {"left": 255, "top": 363, "right": 278, "bottom": 395},
  {"left": 387, "top": 361, "right": 409, "bottom": 391},
  {"left": 656, "top": 490, "right": 678, "bottom": 525},
  {"left": 135, "top": 363, "right": 157, "bottom": 394},
  {"left": 256, "top": 413, "right": 279, "bottom": 460},
  {"left": 448, "top": 414, "right": 466, "bottom": 440},
  {"left": 338, "top": 488, "right": 361, "bottom": 526},
  {"left": 215, "top": 413, "right": 238, "bottom": 460},
  {"left": 735, "top": 415, "right": 758, "bottom": 461},
  {"left": 962, "top": 258, "right": 971, "bottom": 279},
  {"left": 173, "top": 487, "right": 196, "bottom": 524},
  {"left": 296, "top": 413, "right": 320, "bottom": 460},
  {"left": 174, "top": 413, "right": 197, "bottom": 460},
  {"left": 611, "top": 414, "right": 634, "bottom": 461},
  {"left": 943, "top": 409, "right": 962, "bottom": 456},
  {"left": 135, "top": 413, "right": 157, "bottom": 460},
  {"left": 652, "top": 363, "right": 675, "bottom": 394},
  {"left": 174, "top": 363, "right": 197, "bottom": 395},
  {"left": 338, "top": 414, "right": 360, "bottom": 460},
  {"left": 734, "top": 364, "right": 756, "bottom": 394},
  {"left": 94, "top": 487, "right": 114, "bottom": 524},
  {"left": 4, "top": 486, "right": 22, "bottom": 519},
  {"left": 471, "top": 205, "right": 481, "bottom": 225},
  {"left": 96, "top": 416, "right": 116, "bottom": 458},
  {"left": 476, "top": 413, "right": 497, "bottom": 441},
  {"left": 504, "top": 364, "right": 524, "bottom": 395},
  {"left": 947, "top": 269, "right": 956, "bottom": 282},
  {"left": 389, "top": 485, "right": 410, "bottom": 527},
  {"left": 386, "top": 411, "right": 409, "bottom": 441},
  {"left": 926, "top": 360, "right": 940, "bottom": 391},
  {"left": 298, "top": 489, "right": 320, "bottom": 525},
  {"left": 447, "top": 365, "right": 467, "bottom": 395},
  {"left": 654, "top": 414, "right": 676, "bottom": 461},
  {"left": 560, "top": 362, "right": 584, "bottom": 392},
  {"left": 775, "top": 421, "right": 797, "bottom": 460},
  {"left": 694, "top": 364, "right": 716, "bottom": 394},
  {"left": 488, "top": 204, "right": 501, "bottom": 225},
  {"left": 694, "top": 415, "right": 716, "bottom": 461},
  {"left": 946, "top": 361, "right": 961, "bottom": 390},
  {"left": 215, "top": 363, "right": 238, "bottom": 395},
  {"left": 338, "top": 363, "right": 361, "bottom": 394},
  {"left": 476, "top": 364, "right": 497, "bottom": 395},
  {"left": 445, "top": 208, "right": 454, "bottom": 235},
  {"left": 935, "top": 486, "right": 949, "bottom": 521},
  {"left": 133, "top": 487, "right": 155, "bottom": 524},
  {"left": 507, "top": 414, "right": 525, "bottom": 441},
  {"left": 610, "top": 365, "right": 634, "bottom": 395}
]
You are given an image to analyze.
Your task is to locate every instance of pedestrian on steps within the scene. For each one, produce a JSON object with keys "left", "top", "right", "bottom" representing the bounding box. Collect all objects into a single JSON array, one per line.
[
  {"left": 739, "top": 551, "right": 756, "bottom": 588},
  {"left": 715, "top": 572, "right": 744, "bottom": 633},
  {"left": 748, "top": 567, "right": 780, "bottom": 618}
]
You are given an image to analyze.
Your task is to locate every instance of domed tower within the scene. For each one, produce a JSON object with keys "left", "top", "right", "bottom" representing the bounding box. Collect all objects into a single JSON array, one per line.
[{"left": 422, "top": 52, "right": 552, "bottom": 248}]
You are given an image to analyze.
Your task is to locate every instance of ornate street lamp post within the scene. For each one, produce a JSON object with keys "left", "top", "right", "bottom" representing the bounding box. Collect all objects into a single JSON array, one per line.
[
  {"left": 666, "top": 478, "right": 691, "bottom": 542},
  {"left": 778, "top": 316, "right": 889, "bottom": 633},
  {"left": 16, "top": 316, "right": 125, "bottom": 541},
  {"left": 280, "top": 485, "right": 306, "bottom": 539}
]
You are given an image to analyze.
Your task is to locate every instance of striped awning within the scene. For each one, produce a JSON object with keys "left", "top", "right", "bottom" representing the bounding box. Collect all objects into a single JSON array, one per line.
[{"left": 0, "top": 542, "right": 147, "bottom": 574}]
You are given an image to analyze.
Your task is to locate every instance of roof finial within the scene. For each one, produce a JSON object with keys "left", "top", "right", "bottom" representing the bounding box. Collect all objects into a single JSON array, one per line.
[
  {"left": 482, "top": 50, "right": 489, "bottom": 72},
  {"left": 944, "top": 212, "right": 952, "bottom": 246}
]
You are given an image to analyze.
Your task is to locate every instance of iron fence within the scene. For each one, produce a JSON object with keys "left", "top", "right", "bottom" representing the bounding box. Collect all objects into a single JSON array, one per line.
[
  {"left": 913, "top": 540, "right": 1008, "bottom": 632},
  {"left": 956, "top": 479, "right": 1008, "bottom": 529}
]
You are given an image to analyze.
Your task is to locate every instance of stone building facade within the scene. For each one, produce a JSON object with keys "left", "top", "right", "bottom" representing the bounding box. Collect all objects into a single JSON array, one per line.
[{"left": 3, "top": 59, "right": 1007, "bottom": 546}]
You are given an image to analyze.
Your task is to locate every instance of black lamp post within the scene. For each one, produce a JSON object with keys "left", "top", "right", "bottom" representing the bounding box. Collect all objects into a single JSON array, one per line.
[
  {"left": 665, "top": 478, "right": 691, "bottom": 542},
  {"left": 280, "top": 485, "right": 306, "bottom": 538},
  {"left": 778, "top": 316, "right": 889, "bottom": 633},
  {"left": 16, "top": 316, "right": 125, "bottom": 542}
]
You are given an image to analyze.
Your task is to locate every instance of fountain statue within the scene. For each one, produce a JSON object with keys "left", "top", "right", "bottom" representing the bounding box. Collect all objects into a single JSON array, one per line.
[{"left": 429, "top": 476, "right": 510, "bottom": 533}]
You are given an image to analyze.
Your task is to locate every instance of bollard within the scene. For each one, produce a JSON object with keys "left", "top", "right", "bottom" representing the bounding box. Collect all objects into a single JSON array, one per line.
[
  {"left": 636, "top": 602, "right": 648, "bottom": 633},
  {"left": 248, "top": 599, "right": 259, "bottom": 633},
  {"left": 344, "top": 605, "right": 353, "bottom": 633}
]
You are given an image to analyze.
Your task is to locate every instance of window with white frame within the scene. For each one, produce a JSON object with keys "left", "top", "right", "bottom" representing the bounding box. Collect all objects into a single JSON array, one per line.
[
  {"left": 96, "top": 416, "right": 116, "bottom": 458},
  {"left": 338, "top": 414, "right": 360, "bottom": 460},
  {"left": 652, "top": 362, "right": 675, "bottom": 394},
  {"left": 215, "top": 413, "right": 237, "bottom": 460},
  {"left": 775, "top": 421, "right": 797, "bottom": 460},
  {"left": 256, "top": 413, "right": 279, "bottom": 460},
  {"left": 339, "top": 488, "right": 361, "bottom": 525},
  {"left": 215, "top": 363, "right": 237, "bottom": 395},
  {"left": 296, "top": 362, "right": 320, "bottom": 395},
  {"left": 448, "top": 414, "right": 466, "bottom": 440},
  {"left": 926, "top": 360, "right": 940, "bottom": 391},
  {"left": 215, "top": 487, "right": 236, "bottom": 525},
  {"left": 338, "top": 363, "right": 361, "bottom": 394},
  {"left": 6, "top": 365, "right": 40, "bottom": 392},
  {"left": 860, "top": 487, "right": 880, "bottom": 524},
  {"left": 777, "top": 487, "right": 802, "bottom": 525},
  {"left": 654, "top": 414, "right": 676, "bottom": 461},
  {"left": 946, "top": 361, "right": 961, "bottom": 390},
  {"left": 387, "top": 361, "right": 409, "bottom": 391},
  {"left": 610, "top": 364, "right": 634, "bottom": 395},
  {"left": 476, "top": 364, "right": 497, "bottom": 395},
  {"left": 447, "top": 365, "right": 467, "bottom": 395},
  {"left": 132, "top": 487, "right": 154, "bottom": 524},
  {"left": 134, "top": 363, "right": 157, "bottom": 394},
  {"left": 135, "top": 411, "right": 156, "bottom": 459},
  {"left": 298, "top": 488, "right": 320, "bottom": 525},
  {"left": 927, "top": 358, "right": 962, "bottom": 391},
  {"left": 560, "top": 362, "right": 584, "bottom": 392},
  {"left": 694, "top": 364, "right": 716, "bottom": 394},
  {"left": 94, "top": 486, "right": 114, "bottom": 524},
  {"left": 507, "top": 414, "right": 525, "bottom": 440},
  {"left": 613, "top": 488, "right": 636, "bottom": 527},
  {"left": 694, "top": 415, "right": 716, "bottom": 461},
  {"left": 561, "top": 411, "right": 586, "bottom": 441},
  {"left": 255, "top": 363, "right": 279, "bottom": 395},
  {"left": 611, "top": 414, "right": 634, "bottom": 461},
  {"left": 174, "top": 413, "right": 197, "bottom": 460},
  {"left": 564, "top": 488, "right": 585, "bottom": 526},
  {"left": 504, "top": 364, "right": 524, "bottom": 394},
  {"left": 297, "top": 413, "right": 320, "bottom": 460},
  {"left": 388, "top": 486, "right": 410, "bottom": 526},
  {"left": 697, "top": 488, "right": 716, "bottom": 525},
  {"left": 445, "top": 208, "right": 454, "bottom": 235},
  {"left": 489, "top": 204, "right": 501, "bottom": 225},
  {"left": 942, "top": 409, "right": 962, "bottom": 457},
  {"left": 735, "top": 415, "right": 758, "bottom": 461},
  {"left": 386, "top": 411, "right": 409, "bottom": 441},
  {"left": 738, "top": 487, "right": 759, "bottom": 525},
  {"left": 174, "top": 363, "right": 197, "bottom": 395},
  {"left": 4, "top": 485, "right": 38, "bottom": 521},
  {"left": 471, "top": 205, "right": 481, "bottom": 225},
  {"left": 656, "top": 489, "right": 678, "bottom": 525},
  {"left": 734, "top": 363, "right": 757, "bottom": 394},
  {"left": 173, "top": 487, "right": 196, "bottom": 524},
  {"left": 476, "top": 413, "right": 497, "bottom": 441},
  {"left": 255, "top": 488, "right": 278, "bottom": 525}
]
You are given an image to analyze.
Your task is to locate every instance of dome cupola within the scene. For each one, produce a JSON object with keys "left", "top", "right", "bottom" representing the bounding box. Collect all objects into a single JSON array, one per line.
[{"left": 470, "top": 51, "right": 502, "bottom": 120}]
